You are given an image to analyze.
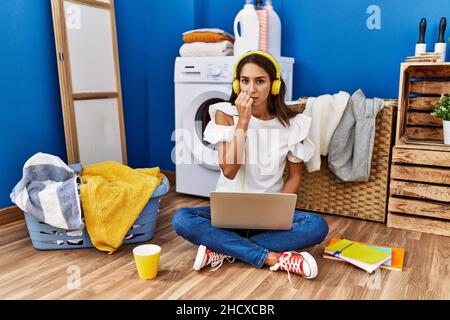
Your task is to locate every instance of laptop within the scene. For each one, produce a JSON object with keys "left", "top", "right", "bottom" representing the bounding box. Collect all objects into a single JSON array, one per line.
[{"left": 210, "top": 192, "right": 298, "bottom": 230}]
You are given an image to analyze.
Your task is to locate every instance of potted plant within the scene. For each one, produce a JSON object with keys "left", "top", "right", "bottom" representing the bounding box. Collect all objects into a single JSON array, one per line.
[{"left": 431, "top": 94, "right": 450, "bottom": 145}]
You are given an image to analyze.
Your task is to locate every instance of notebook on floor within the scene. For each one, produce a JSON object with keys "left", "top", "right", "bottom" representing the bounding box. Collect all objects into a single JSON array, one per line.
[
  {"left": 323, "top": 238, "right": 405, "bottom": 272},
  {"left": 324, "top": 239, "right": 392, "bottom": 273}
]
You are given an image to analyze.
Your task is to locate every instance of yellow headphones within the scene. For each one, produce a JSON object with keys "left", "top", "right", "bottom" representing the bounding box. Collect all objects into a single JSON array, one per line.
[{"left": 232, "top": 50, "right": 282, "bottom": 96}]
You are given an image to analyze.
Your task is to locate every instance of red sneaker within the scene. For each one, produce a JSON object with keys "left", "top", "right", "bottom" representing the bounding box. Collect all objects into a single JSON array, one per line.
[
  {"left": 193, "top": 245, "right": 235, "bottom": 271},
  {"left": 270, "top": 251, "right": 318, "bottom": 282}
]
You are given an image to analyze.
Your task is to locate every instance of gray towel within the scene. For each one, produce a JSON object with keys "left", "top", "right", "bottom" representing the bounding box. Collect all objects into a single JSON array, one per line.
[
  {"left": 10, "top": 153, "right": 83, "bottom": 230},
  {"left": 328, "top": 89, "right": 385, "bottom": 182}
]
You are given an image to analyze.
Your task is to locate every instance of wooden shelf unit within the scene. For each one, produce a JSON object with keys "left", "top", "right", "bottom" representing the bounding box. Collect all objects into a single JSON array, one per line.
[{"left": 387, "top": 63, "right": 450, "bottom": 236}]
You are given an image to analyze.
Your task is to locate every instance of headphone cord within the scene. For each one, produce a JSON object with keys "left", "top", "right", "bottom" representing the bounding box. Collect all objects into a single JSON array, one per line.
[
  {"left": 242, "top": 143, "right": 250, "bottom": 239},
  {"left": 242, "top": 143, "right": 247, "bottom": 192}
]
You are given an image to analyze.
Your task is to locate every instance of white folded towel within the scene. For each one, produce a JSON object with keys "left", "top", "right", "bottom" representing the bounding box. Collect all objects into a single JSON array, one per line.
[{"left": 179, "top": 40, "right": 234, "bottom": 57}]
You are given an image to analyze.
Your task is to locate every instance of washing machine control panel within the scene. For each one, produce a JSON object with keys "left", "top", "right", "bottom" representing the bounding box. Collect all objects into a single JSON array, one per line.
[
  {"left": 207, "top": 66, "right": 221, "bottom": 77},
  {"left": 206, "top": 63, "right": 233, "bottom": 82},
  {"left": 175, "top": 59, "right": 234, "bottom": 83},
  {"left": 175, "top": 57, "right": 294, "bottom": 100}
]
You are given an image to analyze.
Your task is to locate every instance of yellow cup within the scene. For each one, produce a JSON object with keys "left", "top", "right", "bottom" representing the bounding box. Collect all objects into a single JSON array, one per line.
[{"left": 133, "top": 244, "right": 161, "bottom": 280}]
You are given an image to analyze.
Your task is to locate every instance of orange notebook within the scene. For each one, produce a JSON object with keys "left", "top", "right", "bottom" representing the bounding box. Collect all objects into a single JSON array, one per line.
[{"left": 323, "top": 238, "right": 405, "bottom": 272}]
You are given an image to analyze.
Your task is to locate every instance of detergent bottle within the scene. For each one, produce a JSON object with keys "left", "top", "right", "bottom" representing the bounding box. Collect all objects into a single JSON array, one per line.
[
  {"left": 265, "top": 0, "right": 281, "bottom": 57},
  {"left": 233, "top": 0, "right": 260, "bottom": 57}
]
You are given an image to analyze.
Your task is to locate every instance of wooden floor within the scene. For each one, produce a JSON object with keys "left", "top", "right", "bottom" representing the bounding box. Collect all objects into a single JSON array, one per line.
[{"left": 0, "top": 172, "right": 449, "bottom": 300}]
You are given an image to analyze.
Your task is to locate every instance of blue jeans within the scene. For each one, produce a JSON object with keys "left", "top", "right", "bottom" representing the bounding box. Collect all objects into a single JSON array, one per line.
[{"left": 172, "top": 206, "right": 329, "bottom": 268}]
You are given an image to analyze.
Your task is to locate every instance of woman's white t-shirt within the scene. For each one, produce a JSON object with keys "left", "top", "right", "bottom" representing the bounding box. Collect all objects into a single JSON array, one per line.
[{"left": 203, "top": 102, "right": 315, "bottom": 193}]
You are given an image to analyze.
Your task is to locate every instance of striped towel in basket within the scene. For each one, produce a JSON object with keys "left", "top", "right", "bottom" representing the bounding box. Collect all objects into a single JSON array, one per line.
[{"left": 10, "top": 152, "right": 83, "bottom": 230}]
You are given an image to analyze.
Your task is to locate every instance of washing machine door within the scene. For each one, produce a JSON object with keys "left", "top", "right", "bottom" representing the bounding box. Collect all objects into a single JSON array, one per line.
[{"left": 181, "top": 88, "right": 231, "bottom": 171}]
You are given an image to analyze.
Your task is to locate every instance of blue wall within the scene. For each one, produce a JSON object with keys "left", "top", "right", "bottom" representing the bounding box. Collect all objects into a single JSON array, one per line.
[
  {"left": 146, "top": 0, "right": 194, "bottom": 169},
  {"left": 0, "top": 0, "right": 66, "bottom": 208},
  {"left": 205, "top": 0, "right": 450, "bottom": 98},
  {"left": 1, "top": 0, "right": 450, "bottom": 208},
  {"left": 280, "top": 0, "right": 450, "bottom": 98},
  {"left": 115, "top": 0, "right": 150, "bottom": 169}
]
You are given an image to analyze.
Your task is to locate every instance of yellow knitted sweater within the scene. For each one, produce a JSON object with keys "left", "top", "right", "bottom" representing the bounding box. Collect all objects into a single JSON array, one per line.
[{"left": 80, "top": 161, "right": 163, "bottom": 254}]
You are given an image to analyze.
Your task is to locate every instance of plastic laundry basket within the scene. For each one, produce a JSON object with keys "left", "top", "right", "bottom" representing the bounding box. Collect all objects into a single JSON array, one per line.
[{"left": 24, "top": 175, "right": 170, "bottom": 250}]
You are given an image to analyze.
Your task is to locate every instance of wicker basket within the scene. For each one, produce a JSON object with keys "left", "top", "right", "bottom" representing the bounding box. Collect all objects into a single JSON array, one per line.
[{"left": 286, "top": 100, "right": 397, "bottom": 223}]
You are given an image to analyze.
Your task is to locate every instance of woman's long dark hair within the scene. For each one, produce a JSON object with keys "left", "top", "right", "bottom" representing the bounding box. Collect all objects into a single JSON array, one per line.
[{"left": 229, "top": 53, "right": 298, "bottom": 127}]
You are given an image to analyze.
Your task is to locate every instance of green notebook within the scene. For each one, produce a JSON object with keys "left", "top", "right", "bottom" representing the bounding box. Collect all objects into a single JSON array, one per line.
[{"left": 324, "top": 239, "right": 391, "bottom": 268}]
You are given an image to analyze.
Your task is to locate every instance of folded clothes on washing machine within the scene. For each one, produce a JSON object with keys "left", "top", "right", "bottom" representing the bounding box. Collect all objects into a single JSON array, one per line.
[
  {"left": 182, "top": 28, "right": 235, "bottom": 43},
  {"left": 179, "top": 41, "right": 234, "bottom": 57}
]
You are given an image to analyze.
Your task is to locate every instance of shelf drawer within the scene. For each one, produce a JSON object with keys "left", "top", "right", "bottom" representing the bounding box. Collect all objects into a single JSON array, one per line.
[
  {"left": 392, "top": 147, "right": 450, "bottom": 167},
  {"left": 387, "top": 213, "right": 450, "bottom": 237}
]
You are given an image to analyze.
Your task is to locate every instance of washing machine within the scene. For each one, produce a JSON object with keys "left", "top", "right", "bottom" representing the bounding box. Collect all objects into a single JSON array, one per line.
[{"left": 174, "top": 56, "right": 295, "bottom": 197}]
